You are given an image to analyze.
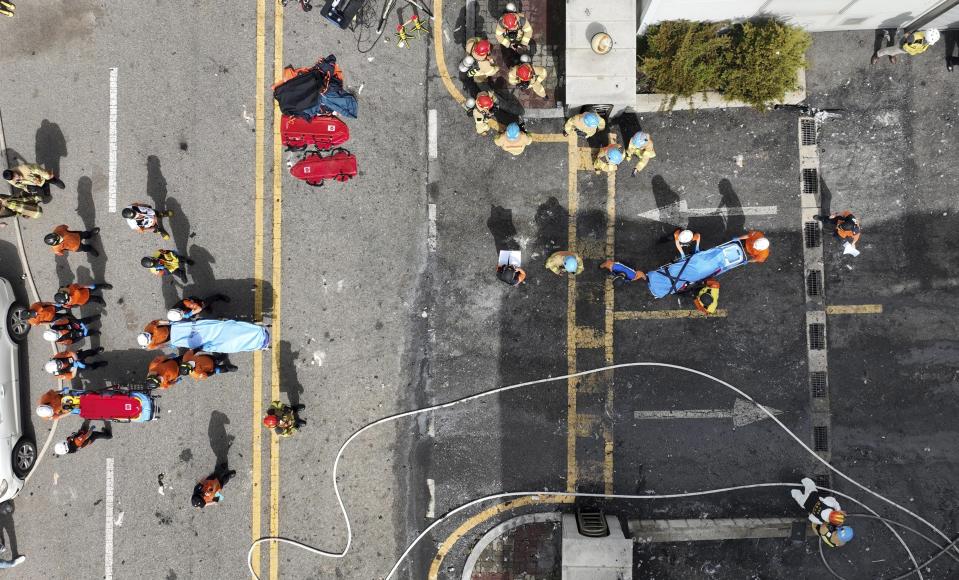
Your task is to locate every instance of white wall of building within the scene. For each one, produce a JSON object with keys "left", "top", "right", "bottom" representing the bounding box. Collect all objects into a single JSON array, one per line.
[{"left": 638, "top": 0, "right": 951, "bottom": 33}]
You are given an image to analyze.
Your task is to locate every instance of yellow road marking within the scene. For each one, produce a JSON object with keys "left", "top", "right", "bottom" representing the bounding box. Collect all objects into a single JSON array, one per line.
[
  {"left": 530, "top": 133, "right": 568, "bottom": 143},
  {"left": 250, "top": 0, "right": 267, "bottom": 573},
  {"left": 604, "top": 159, "right": 616, "bottom": 496},
  {"left": 615, "top": 309, "right": 729, "bottom": 320},
  {"left": 431, "top": 0, "right": 466, "bottom": 104},
  {"left": 268, "top": 4, "right": 284, "bottom": 580},
  {"left": 574, "top": 326, "right": 604, "bottom": 349},
  {"left": 426, "top": 495, "right": 575, "bottom": 580},
  {"left": 566, "top": 133, "right": 578, "bottom": 492},
  {"left": 826, "top": 304, "right": 883, "bottom": 315}
]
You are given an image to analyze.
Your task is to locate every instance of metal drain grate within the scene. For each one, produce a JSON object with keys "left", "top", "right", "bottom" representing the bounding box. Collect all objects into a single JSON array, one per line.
[
  {"left": 814, "top": 426, "right": 829, "bottom": 452},
  {"left": 800, "top": 119, "right": 817, "bottom": 145},
  {"left": 802, "top": 168, "right": 819, "bottom": 194},
  {"left": 804, "top": 222, "right": 822, "bottom": 248},
  {"left": 808, "top": 323, "right": 826, "bottom": 350},
  {"left": 576, "top": 509, "right": 610, "bottom": 538},
  {"left": 810, "top": 371, "right": 827, "bottom": 398},
  {"left": 806, "top": 270, "right": 823, "bottom": 298},
  {"left": 587, "top": 104, "right": 613, "bottom": 118},
  {"left": 814, "top": 473, "right": 831, "bottom": 489}
]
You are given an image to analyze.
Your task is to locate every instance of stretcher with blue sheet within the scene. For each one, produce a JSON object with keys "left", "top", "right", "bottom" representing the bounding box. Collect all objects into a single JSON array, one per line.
[
  {"left": 646, "top": 239, "right": 748, "bottom": 298},
  {"left": 169, "top": 319, "right": 271, "bottom": 353}
]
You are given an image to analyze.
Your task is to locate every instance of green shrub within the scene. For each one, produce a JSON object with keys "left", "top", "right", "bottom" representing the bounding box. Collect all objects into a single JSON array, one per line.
[
  {"left": 638, "top": 19, "right": 811, "bottom": 111},
  {"left": 721, "top": 19, "right": 812, "bottom": 109},
  {"left": 639, "top": 20, "right": 731, "bottom": 109}
]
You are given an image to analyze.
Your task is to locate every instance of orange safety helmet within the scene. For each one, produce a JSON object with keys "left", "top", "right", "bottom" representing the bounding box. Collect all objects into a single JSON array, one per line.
[
  {"left": 476, "top": 93, "right": 495, "bottom": 112},
  {"left": 828, "top": 510, "right": 846, "bottom": 526},
  {"left": 516, "top": 63, "right": 534, "bottom": 82},
  {"left": 262, "top": 414, "right": 279, "bottom": 428},
  {"left": 471, "top": 38, "right": 492, "bottom": 58},
  {"left": 500, "top": 12, "right": 520, "bottom": 31}
]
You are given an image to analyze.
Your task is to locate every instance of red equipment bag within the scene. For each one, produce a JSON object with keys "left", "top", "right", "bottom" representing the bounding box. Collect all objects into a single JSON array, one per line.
[
  {"left": 281, "top": 115, "right": 350, "bottom": 151},
  {"left": 290, "top": 149, "right": 358, "bottom": 186}
]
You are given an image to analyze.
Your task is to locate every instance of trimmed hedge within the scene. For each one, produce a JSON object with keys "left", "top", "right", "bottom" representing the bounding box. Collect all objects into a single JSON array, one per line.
[{"left": 638, "top": 19, "right": 811, "bottom": 111}]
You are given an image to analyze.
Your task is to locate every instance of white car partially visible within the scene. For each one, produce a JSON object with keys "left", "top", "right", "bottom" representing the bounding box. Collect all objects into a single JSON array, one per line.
[{"left": 0, "top": 276, "right": 36, "bottom": 502}]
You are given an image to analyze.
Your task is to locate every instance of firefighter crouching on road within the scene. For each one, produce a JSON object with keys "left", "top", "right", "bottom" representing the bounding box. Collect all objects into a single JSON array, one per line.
[{"left": 564, "top": 112, "right": 605, "bottom": 139}]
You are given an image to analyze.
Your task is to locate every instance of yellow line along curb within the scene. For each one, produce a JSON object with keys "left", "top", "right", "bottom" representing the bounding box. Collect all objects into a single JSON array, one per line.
[{"left": 431, "top": 0, "right": 466, "bottom": 105}]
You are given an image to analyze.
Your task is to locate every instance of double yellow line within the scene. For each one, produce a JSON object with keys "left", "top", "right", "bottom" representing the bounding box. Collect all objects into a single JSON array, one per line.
[{"left": 252, "top": 0, "right": 284, "bottom": 578}]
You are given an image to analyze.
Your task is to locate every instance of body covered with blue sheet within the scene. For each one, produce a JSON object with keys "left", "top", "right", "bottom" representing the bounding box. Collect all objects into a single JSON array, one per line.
[
  {"left": 169, "top": 319, "right": 271, "bottom": 353},
  {"left": 646, "top": 240, "right": 748, "bottom": 298}
]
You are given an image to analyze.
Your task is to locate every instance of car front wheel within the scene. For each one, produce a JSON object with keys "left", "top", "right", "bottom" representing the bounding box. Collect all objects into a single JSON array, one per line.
[
  {"left": 12, "top": 438, "right": 36, "bottom": 479},
  {"left": 6, "top": 304, "right": 30, "bottom": 343}
]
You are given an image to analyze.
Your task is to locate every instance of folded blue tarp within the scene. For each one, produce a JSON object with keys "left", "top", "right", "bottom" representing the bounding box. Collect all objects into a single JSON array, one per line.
[
  {"left": 646, "top": 240, "right": 747, "bottom": 298},
  {"left": 169, "top": 319, "right": 271, "bottom": 353}
]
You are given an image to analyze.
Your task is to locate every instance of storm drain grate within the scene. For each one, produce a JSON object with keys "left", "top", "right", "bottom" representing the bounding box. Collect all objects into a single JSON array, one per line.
[
  {"left": 800, "top": 119, "right": 817, "bottom": 145},
  {"left": 806, "top": 270, "right": 823, "bottom": 298},
  {"left": 804, "top": 222, "right": 822, "bottom": 248},
  {"left": 802, "top": 168, "right": 819, "bottom": 194},
  {"left": 814, "top": 473, "right": 831, "bottom": 489},
  {"left": 814, "top": 426, "right": 829, "bottom": 452},
  {"left": 576, "top": 509, "right": 610, "bottom": 538},
  {"left": 810, "top": 371, "right": 827, "bottom": 398},
  {"left": 808, "top": 323, "right": 826, "bottom": 350}
]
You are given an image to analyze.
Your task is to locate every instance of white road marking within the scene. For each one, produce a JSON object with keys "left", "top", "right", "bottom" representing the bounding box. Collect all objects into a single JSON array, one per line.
[
  {"left": 108, "top": 67, "right": 119, "bottom": 213},
  {"left": 427, "top": 203, "right": 437, "bottom": 253},
  {"left": 426, "top": 478, "right": 436, "bottom": 518},
  {"left": 636, "top": 203, "right": 778, "bottom": 221},
  {"left": 633, "top": 399, "right": 783, "bottom": 428},
  {"left": 428, "top": 109, "right": 438, "bottom": 159},
  {"left": 105, "top": 458, "right": 114, "bottom": 580}
]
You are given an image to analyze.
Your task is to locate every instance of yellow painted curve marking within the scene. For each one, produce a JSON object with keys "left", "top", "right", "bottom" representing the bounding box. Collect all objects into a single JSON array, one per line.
[
  {"left": 825, "top": 304, "right": 883, "bottom": 315},
  {"left": 615, "top": 309, "right": 728, "bottom": 320},
  {"left": 268, "top": 4, "right": 284, "bottom": 580},
  {"left": 426, "top": 495, "right": 575, "bottom": 579},
  {"left": 604, "top": 158, "right": 616, "bottom": 496},
  {"left": 431, "top": 0, "right": 466, "bottom": 104},
  {"left": 250, "top": 0, "right": 267, "bottom": 574}
]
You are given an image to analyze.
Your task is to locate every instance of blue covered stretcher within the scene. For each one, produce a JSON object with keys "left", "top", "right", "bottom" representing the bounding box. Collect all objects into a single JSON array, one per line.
[
  {"left": 169, "top": 319, "right": 271, "bottom": 353},
  {"left": 646, "top": 239, "right": 748, "bottom": 298}
]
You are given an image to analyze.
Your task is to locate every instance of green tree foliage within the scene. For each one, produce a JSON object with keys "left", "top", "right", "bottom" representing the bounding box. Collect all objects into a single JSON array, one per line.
[{"left": 638, "top": 19, "right": 811, "bottom": 111}]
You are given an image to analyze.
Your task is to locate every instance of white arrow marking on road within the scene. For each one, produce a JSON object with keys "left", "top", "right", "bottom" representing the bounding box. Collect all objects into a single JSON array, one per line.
[
  {"left": 634, "top": 398, "right": 784, "bottom": 428},
  {"left": 636, "top": 203, "right": 779, "bottom": 222}
]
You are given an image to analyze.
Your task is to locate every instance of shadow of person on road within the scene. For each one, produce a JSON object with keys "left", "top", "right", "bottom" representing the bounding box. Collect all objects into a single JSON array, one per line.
[
  {"left": 0, "top": 501, "right": 19, "bottom": 561},
  {"left": 487, "top": 205, "right": 520, "bottom": 251},
  {"left": 75, "top": 177, "right": 103, "bottom": 351},
  {"left": 717, "top": 178, "right": 745, "bottom": 239},
  {"left": 34, "top": 120, "right": 67, "bottom": 204},
  {"left": 207, "top": 410, "right": 233, "bottom": 470},
  {"left": 278, "top": 341, "right": 305, "bottom": 412}
]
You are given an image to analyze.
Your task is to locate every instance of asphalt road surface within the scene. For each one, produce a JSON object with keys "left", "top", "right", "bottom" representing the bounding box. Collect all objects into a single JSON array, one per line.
[{"left": 0, "top": 3, "right": 957, "bottom": 580}]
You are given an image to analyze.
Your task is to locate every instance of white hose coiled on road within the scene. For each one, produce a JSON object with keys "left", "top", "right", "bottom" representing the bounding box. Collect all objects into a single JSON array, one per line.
[{"left": 247, "top": 362, "right": 957, "bottom": 579}]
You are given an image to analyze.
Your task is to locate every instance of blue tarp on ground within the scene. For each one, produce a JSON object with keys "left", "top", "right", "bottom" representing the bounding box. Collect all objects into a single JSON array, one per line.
[
  {"left": 169, "top": 319, "right": 270, "bottom": 353},
  {"left": 646, "top": 240, "right": 748, "bottom": 298}
]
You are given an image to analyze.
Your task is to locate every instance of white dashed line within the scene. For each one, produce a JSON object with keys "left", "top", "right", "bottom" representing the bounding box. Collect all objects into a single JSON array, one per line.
[
  {"left": 427, "top": 203, "right": 437, "bottom": 253},
  {"left": 428, "top": 109, "right": 438, "bottom": 160},
  {"left": 105, "top": 458, "right": 115, "bottom": 580},
  {"left": 108, "top": 67, "right": 119, "bottom": 213},
  {"left": 426, "top": 478, "right": 436, "bottom": 518}
]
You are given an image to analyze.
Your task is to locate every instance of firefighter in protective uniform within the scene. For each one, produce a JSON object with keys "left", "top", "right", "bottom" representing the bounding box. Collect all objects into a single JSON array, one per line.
[
  {"left": 495, "top": 5, "right": 533, "bottom": 51},
  {"left": 507, "top": 60, "right": 547, "bottom": 98},
  {"left": 466, "top": 92, "right": 501, "bottom": 136},
  {"left": 461, "top": 37, "right": 499, "bottom": 82}
]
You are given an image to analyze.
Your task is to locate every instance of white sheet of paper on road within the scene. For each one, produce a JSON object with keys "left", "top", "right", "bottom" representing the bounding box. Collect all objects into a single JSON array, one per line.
[
  {"left": 498, "top": 250, "right": 521, "bottom": 267},
  {"left": 843, "top": 241, "right": 860, "bottom": 257}
]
